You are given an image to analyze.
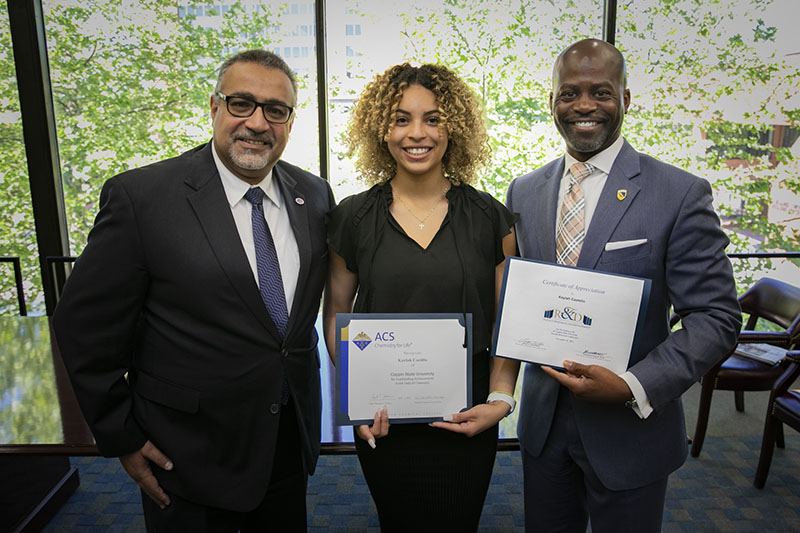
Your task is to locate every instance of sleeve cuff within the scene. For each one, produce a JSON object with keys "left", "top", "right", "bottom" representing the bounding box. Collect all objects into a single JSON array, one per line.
[{"left": 620, "top": 371, "right": 653, "bottom": 419}]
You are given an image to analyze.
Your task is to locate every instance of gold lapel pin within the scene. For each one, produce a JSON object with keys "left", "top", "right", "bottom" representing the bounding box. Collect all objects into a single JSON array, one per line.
[{"left": 617, "top": 189, "right": 627, "bottom": 201}]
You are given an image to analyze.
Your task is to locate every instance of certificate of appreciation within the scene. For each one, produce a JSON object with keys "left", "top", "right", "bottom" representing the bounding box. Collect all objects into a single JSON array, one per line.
[
  {"left": 335, "top": 313, "right": 472, "bottom": 425},
  {"left": 492, "top": 257, "right": 650, "bottom": 374}
]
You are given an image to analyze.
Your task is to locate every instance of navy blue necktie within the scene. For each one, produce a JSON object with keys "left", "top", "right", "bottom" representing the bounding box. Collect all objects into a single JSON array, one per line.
[
  {"left": 244, "top": 187, "right": 290, "bottom": 338},
  {"left": 244, "top": 187, "right": 291, "bottom": 404}
]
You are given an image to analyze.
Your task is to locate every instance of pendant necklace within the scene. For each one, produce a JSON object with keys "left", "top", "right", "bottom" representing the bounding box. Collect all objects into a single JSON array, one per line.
[{"left": 395, "top": 186, "right": 450, "bottom": 230}]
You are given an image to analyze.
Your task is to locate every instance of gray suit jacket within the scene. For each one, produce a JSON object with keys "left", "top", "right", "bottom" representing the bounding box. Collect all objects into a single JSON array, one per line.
[
  {"left": 507, "top": 140, "right": 741, "bottom": 490},
  {"left": 54, "top": 143, "right": 334, "bottom": 511}
]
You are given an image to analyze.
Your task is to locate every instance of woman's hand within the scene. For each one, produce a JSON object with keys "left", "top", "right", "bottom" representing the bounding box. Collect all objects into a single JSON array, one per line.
[
  {"left": 430, "top": 401, "right": 509, "bottom": 437},
  {"left": 356, "top": 407, "right": 390, "bottom": 448}
]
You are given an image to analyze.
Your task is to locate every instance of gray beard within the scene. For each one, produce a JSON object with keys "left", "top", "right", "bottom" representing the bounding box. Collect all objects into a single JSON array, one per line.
[{"left": 229, "top": 145, "right": 271, "bottom": 170}]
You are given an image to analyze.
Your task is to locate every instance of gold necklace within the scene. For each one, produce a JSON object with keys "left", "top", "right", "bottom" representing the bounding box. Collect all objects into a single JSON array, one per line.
[{"left": 395, "top": 186, "right": 450, "bottom": 230}]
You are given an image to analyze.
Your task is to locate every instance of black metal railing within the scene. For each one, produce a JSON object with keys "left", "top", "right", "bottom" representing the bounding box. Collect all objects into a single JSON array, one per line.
[
  {"left": 728, "top": 252, "right": 800, "bottom": 259},
  {"left": 0, "top": 256, "right": 27, "bottom": 316}
]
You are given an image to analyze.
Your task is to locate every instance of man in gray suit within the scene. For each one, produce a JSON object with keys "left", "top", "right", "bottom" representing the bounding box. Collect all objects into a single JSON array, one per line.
[{"left": 506, "top": 39, "right": 741, "bottom": 532}]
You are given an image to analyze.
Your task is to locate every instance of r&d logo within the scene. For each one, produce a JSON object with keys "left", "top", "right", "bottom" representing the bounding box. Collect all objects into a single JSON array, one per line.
[{"left": 543, "top": 306, "right": 593, "bottom": 326}]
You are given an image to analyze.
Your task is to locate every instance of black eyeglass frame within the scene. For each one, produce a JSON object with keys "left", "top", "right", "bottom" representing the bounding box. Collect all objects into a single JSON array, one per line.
[{"left": 215, "top": 91, "right": 295, "bottom": 124}]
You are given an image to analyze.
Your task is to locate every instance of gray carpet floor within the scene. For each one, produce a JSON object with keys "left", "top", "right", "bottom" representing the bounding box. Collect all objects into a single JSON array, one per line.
[{"left": 44, "top": 383, "right": 800, "bottom": 532}]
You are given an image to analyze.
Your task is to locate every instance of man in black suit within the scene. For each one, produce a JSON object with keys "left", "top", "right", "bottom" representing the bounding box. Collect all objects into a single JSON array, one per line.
[{"left": 54, "top": 49, "right": 334, "bottom": 530}]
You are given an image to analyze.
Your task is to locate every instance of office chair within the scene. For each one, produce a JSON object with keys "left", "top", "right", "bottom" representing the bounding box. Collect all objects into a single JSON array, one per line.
[
  {"left": 690, "top": 277, "right": 800, "bottom": 458},
  {"left": 754, "top": 350, "right": 800, "bottom": 488}
]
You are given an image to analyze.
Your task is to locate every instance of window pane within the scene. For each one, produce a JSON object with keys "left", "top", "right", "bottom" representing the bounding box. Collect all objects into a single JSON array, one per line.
[
  {"left": 0, "top": 4, "right": 42, "bottom": 314},
  {"left": 42, "top": 0, "right": 320, "bottom": 257},
  {"left": 617, "top": 0, "right": 800, "bottom": 290},
  {"left": 326, "top": 0, "right": 603, "bottom": 201}
]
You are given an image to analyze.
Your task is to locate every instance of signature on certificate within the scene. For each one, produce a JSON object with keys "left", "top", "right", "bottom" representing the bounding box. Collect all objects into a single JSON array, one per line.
[
  {"left": 581, "top": 349, "right": 608, "bottom": 361},
  {"left": 514, "top": 338, "right": 545, "bottom": 349},
  {"left": 370, "top": 392, "right": 396, "bottom": 402}
]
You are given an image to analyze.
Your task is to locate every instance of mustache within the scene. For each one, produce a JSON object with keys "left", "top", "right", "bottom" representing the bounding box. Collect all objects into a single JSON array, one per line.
[{"left": 232, "top": 129, "right": 273, "bottom": 144}]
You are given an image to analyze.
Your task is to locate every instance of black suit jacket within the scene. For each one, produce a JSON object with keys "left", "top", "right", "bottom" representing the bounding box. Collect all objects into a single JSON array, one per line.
[{"left": 53, "top": 143, "right": 334, "bottom": 511}]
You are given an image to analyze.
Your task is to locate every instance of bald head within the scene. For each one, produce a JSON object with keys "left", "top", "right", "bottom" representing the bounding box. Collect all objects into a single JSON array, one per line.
[
  {"left": 550, "top": 39, "right": 631, "bottom": 161},
  {"left": 553, "top": 39, "right": 627, "bottom": 91}
]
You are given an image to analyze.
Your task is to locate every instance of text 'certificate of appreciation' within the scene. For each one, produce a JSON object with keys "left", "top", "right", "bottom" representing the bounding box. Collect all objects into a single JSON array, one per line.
[
  {"left": 492, "top": 258, "right": 650, "bottom": 374},
  {"left": 335, "top": 313, "right": 472, "bottom": 426}
]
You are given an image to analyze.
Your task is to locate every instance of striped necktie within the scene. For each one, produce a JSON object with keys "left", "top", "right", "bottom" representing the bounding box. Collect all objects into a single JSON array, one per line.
[{"left": 555, "top": 162, "right": 594, "bottom": 266}]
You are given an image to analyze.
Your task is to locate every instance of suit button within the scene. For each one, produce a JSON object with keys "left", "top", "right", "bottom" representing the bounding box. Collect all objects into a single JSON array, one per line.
[
  {"left": 270, "top": 403, "right": 280, "bottom": 414},
  {"left": 281, "top": 349, "right": 289, "bottom": 358}
]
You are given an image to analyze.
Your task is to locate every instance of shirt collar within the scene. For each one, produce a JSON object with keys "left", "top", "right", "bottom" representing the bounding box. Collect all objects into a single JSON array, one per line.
[
  {"left": 562, "top": 135, "right": 625, "bottom": 178},
  {"left": 212, "top": 140, "right": 282, "bottom": 209}
]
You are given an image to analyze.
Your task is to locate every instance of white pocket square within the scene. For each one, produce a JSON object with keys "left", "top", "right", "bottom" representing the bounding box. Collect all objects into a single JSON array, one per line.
[{"left": 605, "top": 238, "right": 648, "bottom": 251}]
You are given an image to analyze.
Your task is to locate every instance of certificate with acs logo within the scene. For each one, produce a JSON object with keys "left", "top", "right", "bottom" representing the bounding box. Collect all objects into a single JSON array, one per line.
[{"left": 334, "top": 313, "right": 472, "bottom": 425}]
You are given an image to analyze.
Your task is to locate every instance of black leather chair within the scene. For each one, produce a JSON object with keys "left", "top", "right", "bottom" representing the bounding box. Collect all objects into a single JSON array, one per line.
[
  {"left": 754, "top": 350, "right": 800, "bottom": 488},
  {"left": 690, "top": 277, "right": 800, "bottom": 457}
]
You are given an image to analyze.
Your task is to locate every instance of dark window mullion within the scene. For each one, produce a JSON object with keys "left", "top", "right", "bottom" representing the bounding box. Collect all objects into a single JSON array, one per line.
[
  {"left": 315, "top": 0, "right": 329, "bottom": 181},
  {"left": 7, "top": 0, "right": 70, "bottom": 315},
  {"left": 603, "top": 0, "right": 617, "bottom": 45}
]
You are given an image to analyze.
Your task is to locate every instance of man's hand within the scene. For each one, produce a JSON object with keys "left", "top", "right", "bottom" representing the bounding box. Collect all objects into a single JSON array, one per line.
[
  {"left": 119, "top": 440, "right": 173, "bottom": 508},
  {"left": 542, "top": 360, "right": 632, "bottom": 403},
  {"left": 430, "top": 401, "right": 510, "bottom": 437}
]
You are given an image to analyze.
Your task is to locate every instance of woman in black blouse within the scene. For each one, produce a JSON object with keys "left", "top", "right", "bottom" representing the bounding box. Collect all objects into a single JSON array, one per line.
[{"left": 323, "top": 63, "right": 519, "bottom": 531}]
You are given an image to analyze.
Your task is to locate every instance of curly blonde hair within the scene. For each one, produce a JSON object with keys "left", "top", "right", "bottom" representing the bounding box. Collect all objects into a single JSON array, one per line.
[{"left": 346, "top": 63, "right": 491, "bottom": 185}]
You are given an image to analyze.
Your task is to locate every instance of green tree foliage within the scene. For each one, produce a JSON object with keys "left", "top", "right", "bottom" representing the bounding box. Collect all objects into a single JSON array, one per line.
[
  {"left": 395, "top": 0, "right": 798, "bottom": 287},
  {"left": 0, "top": 4, "right": 39, "bottom": 315},
  {"left": 617, "top": 0, "right": 799, "bottom": 285},
  {"left": 0, "top": 0, "right": 285, "bottom": 313},
  {"left": 48, "top": 0, "right": 284, "bottom": 253},
  {"left": 1, "top": 0, "right": 797, "bottom": 314},
  {"left": 396, "top": 0, "right": 602, "bottom": 199}
]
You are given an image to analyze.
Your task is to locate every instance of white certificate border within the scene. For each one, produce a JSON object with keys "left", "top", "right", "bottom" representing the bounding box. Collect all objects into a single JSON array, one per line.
[
  {"left": 334, "top": 313, "right": 473, "bottom": 426},
  {"left": 490, "top": 257, "right": 652, "bottom": 370}
]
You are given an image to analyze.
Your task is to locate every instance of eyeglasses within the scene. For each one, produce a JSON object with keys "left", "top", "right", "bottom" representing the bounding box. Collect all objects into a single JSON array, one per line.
[{"left": 215, "top": 92, "right": 294, "bottom": 124}]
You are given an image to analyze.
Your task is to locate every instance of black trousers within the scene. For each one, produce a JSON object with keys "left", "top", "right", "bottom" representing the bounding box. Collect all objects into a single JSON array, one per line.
[{"left": 142, "top": 397, "right": 307, "bottom": 532}]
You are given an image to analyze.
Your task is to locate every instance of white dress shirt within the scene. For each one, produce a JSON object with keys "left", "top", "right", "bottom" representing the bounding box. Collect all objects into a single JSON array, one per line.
[
  {"left": 212, "top": 142, "right": 300, "bottom": 313},
  {"left": 558, "top": 136, "right": 653, "bottom": 419}
]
